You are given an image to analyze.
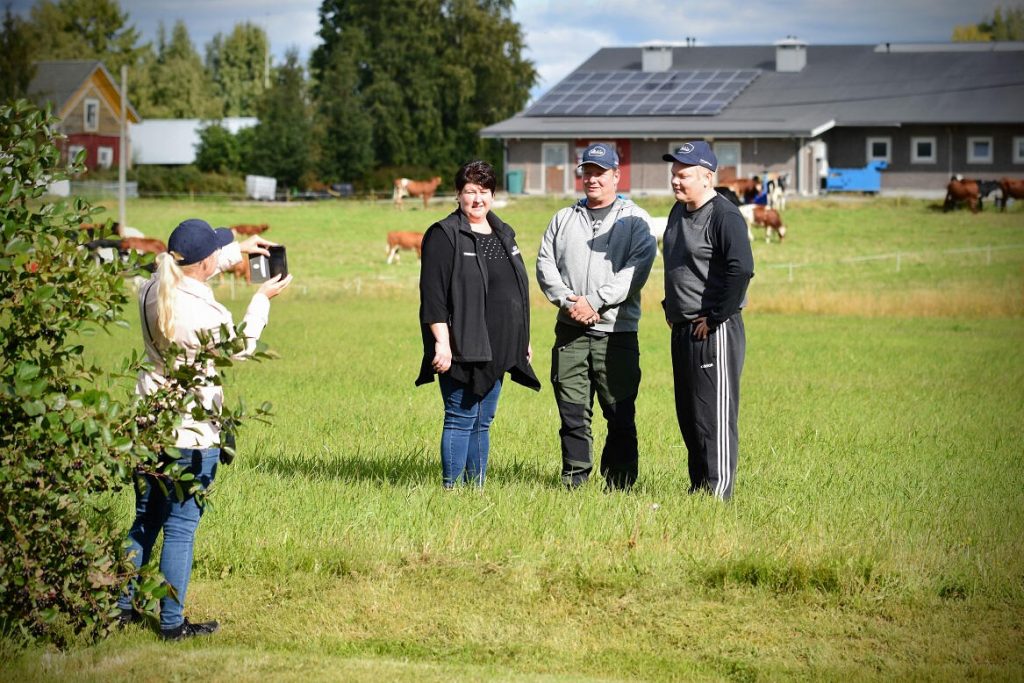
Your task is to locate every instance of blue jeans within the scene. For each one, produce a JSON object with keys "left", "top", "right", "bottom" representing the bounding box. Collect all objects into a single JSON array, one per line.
[
  {"left": 118, "top": 448, "right": 219, "bottom": 630},
  {"left": 439, "top": 374, "right": 502, "bottom": 487}
]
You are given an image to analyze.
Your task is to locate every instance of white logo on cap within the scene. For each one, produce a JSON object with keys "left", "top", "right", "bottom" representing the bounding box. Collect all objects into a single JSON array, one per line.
[
  {"left": 680, "top": 143, "right": 694, "bottom": 153},
  {"left": 590, "top": 146, "right": 606, "bottom": 157},
  {"left": 699, "top": 159, "right": 713, "bottom": 168}
]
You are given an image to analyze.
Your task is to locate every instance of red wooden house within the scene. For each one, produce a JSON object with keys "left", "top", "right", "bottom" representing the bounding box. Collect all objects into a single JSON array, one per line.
[{"left": 27, "top": 60, "right": 140, "bottom": 171}]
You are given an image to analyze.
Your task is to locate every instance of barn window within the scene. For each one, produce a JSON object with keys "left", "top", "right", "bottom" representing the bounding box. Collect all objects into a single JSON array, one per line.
[
  {"left": 84, "top": 98, "right": 99, "bottom": 132},
  {"left": 910, "top": 137, "right": 936, "bottom": 164},
  {"left": 865, "top": 137, "right": 890, "bottom": 164},
  {"left": 967, "top": 137, "right": 993, "bottom": 164},
  {"left": 1013, "top": 137, "right": 1024, "bottom": 164},
  {"left": 97, "top": 146, "right": 113, "bottom": 169},
  {"left": 67, "top": 144, "right": 85, "bottom": 165}
]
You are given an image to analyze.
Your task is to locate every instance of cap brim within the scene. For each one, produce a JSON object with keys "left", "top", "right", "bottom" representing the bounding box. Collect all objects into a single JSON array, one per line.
[
  {"left": 214, "top": 227, "right": 234, "bottom": 247},
  {"left": 578, "top": 161, "right": 616, "bottom": 170},
  {"left": 662, "top": 153, "right": 679, "bottom": 163}
]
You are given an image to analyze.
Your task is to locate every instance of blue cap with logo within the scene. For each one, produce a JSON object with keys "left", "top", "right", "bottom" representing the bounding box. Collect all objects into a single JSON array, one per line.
[
  {"left": 167, "top": 218, "right": 234, "bottom": 266},
  {"left": 578, "top": 143, "right": 619, "bottom": 170},
  {"left": 663, "top": 141, "right": 718, "bottom": 172}
]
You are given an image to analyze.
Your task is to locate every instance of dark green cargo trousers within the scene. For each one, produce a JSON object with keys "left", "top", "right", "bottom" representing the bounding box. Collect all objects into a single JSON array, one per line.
[{"left": 550, "top": 323, "right": 641, "bottom": 489}]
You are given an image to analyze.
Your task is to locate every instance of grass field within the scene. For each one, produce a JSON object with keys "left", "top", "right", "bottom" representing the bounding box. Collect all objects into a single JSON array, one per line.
[{"left": 3, "top": 196, "right": 1024, "bottom": 681}]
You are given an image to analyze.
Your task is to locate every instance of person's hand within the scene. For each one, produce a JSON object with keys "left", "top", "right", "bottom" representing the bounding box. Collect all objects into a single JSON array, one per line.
[
  {"left": 239, "top": 235, "right": 276, "bottom": 257},
  {"left": 433, "top": 339, "right": 452, "bottom": 373},
  {"left": 257, "top": 273, "right": 292, "bottom": 299},
  {"left": 567, "top": 295, "right": 600, "bottom": 326},
  {"left": 526, "top": 343, "right": 533, "bottom": 363},
  {"left": 692, "top": 316, "right": 712, "bottom": 340}
]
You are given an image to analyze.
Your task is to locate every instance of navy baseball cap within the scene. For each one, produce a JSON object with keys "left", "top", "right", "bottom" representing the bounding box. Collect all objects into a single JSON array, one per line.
[
  {"left": 663, "top": 141, "right": 718, "bottom": 172},
  {"left": 168, "top": 218, "right": 234, "bottom": 265},
  {"left": 578, "top": 143, "right": 619, "bottom": 170}
]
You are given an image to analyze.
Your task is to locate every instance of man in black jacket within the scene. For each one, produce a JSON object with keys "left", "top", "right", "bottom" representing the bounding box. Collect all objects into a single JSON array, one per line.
[{"left": 662, "top": 142, "right": 755, "bottom": 500}]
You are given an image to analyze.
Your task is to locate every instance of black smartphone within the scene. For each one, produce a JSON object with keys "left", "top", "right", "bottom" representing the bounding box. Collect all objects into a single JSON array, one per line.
[
  {"left": 268, "top": 245, "right": 288, "bottom": 279},
  {"left": 248, "top": 245, "right": 287, "bottom": 283}
]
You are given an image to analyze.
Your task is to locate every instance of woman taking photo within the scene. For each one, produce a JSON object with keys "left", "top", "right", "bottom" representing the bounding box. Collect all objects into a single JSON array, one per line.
[
  {"left": 416, "top": 160, "right": 540, "bottom": 488},
  {"left": 118, "top": 218, "right": 291, "bottom": 640}
]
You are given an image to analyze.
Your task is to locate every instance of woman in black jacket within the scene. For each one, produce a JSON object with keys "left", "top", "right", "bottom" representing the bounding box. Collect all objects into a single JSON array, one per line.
[{"left": 416, "top": 160, "right": 540, "bottom": 488}]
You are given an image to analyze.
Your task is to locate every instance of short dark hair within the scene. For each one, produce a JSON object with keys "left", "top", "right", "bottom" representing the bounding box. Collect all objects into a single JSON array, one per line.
[{"left": 455, "top": 160, "right": 496, "bottom": 193}]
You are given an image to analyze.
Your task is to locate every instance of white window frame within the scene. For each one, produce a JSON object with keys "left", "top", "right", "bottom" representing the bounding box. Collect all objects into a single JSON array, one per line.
[
  {"left": 967, "top": 136, "right": 993, "bottom": 164},
  {"left": 712, "top": 141, "right": 742, "bottom": 184},
  {"left": 84, "top": 98, "right": 100, "bottom": 132},
  {"left": 541, "top": 142, "right": 569, "bottom": 194},
  {"left": 866, "top": 137, "right": 891, "bottom": 164},
  {"left": 67, "top": 144, "right": 85, "bottom": 165},
  {"left": 97, "top": 146, "right": 114, "bottom": 169},
  {"left": 910, "top": 136, "right": 936, "bottom": 164},
  {"left": 1014, "top": 137, "right": 1024, "bottom": 164}
]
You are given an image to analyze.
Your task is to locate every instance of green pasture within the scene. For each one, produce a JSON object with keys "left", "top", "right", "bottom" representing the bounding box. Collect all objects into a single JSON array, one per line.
[{"left": 3, "top": 196, "right": 1024, "bottom": 681}]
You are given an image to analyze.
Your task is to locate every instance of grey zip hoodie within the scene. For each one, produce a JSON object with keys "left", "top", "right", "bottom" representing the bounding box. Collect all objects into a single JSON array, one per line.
[{"left": 536, "top": 197, "right": 657, "bottom": 333}]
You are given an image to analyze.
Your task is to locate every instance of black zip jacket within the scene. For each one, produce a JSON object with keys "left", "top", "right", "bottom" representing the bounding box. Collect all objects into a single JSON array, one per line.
[{"left": 415, "top": 208, "right": 540, "bottom": 390}]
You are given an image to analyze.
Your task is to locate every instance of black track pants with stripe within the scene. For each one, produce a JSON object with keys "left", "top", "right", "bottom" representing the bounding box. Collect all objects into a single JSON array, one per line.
[{"left": 670, "top": 313, "right": 745, "bottom": 500}]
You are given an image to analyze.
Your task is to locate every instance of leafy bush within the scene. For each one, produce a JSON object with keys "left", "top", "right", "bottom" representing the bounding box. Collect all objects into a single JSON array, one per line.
[
  {"left": 133, "top": 165, "right": 245, "bottom": 197},
  {"left": 0, "top": 100, "right": 269, "bottom": 645}
]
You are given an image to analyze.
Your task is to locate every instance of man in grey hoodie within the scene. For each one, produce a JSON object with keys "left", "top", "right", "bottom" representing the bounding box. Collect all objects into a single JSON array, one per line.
[{"left": 536, "top": 143, "right": 657, "bottom": 490}]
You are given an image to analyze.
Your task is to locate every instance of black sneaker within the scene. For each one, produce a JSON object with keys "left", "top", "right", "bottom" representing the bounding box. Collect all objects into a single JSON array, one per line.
[
  {"left": 159, "top": 617, "right": 219, "bottom": 641},
  {"left": 115, "top": 608, "right": 142, "bottom": 628}
]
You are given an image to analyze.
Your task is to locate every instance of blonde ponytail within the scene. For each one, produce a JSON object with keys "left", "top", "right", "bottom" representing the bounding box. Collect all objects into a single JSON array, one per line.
[{"left": 155, "top": 252, "right": 184, "bottom": 340}]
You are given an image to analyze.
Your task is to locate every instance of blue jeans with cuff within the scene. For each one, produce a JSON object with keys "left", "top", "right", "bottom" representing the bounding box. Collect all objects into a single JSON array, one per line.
[
  {"left": 117, "top": 447, "right": 219, "bottom": 630},
  {"left": 439, "top": 373, "right": 502, "bottom": 487}
]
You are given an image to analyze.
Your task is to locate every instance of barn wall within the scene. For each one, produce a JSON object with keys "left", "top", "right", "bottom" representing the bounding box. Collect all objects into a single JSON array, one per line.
[
  {"left": 824, "top": 124, "right": 1024, "bottom": 185},
  {"left": 61, "top": 84, "right": 122, "bottom": 137},
  {"left": 507, "top": 140, "right": 545, "bottom": 194}
]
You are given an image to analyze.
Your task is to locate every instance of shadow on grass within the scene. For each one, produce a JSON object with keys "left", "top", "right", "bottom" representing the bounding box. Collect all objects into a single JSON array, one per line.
[{"left": 248, "top": 448, "right": 556, "bottom": 487}]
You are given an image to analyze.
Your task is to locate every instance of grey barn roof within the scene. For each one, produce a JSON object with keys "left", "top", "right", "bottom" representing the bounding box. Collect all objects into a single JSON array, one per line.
[
  {"left": 27, "top": 60, "right": 140, "bottom": 121},
  {"left": 481, "top": 43, "right": 1024, "bottom": 139}
]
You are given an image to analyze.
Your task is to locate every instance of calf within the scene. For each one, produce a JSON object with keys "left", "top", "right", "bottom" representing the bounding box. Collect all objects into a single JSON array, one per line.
[
  {"left": 739, "top": 204, "right": 786, "bottom": 243},
  {"left": 944, "top": 179, "right": 981, "bottom": 213},
  {"left": 121, "top": 237, "right": 167, "bottom": 255},
  {"left": 231, "top": 223, "right": 270, "bottom": 236},
  {"left": 999, "top": 177, "right": 1024, "bottom": 210},
  {"left": 393, "top": 177, "right": 442, "bottom": 210},
  {"left": 386, "top": 231, "right": 424, "bottom": 264}
]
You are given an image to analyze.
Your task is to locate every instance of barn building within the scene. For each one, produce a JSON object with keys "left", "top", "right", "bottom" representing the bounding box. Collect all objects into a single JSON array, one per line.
[
  {"left": 27, "top": 60, "right": 140, "bottom": 172},
  {"left": 481, "top": 41, "right": 1024, "bottom": 197}
]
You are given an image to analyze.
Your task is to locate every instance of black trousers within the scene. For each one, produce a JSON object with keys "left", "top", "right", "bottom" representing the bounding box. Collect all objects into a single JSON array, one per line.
[{"left": 670, "top": 313, "right": 745, "bottom": 500}]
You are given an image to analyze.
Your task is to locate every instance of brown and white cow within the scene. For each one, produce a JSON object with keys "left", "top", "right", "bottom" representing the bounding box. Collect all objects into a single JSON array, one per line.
[
  {"left": 386, "top": 231, "right": 424, "bottom": 264},
  {"left": 393, "top": 177, "right": 442, "bottom": 210},
  {"left": 944, "top": 178, "right": 982, "bottom": 213},
  {"left": 739, "top": 204, "right": 786, "bottom": 243},
  {"left": 120, "top": 236, "right": 167, "bottom": 255},
  {"left": 724, "top": 177, "right": 762, "bottom": 204}
]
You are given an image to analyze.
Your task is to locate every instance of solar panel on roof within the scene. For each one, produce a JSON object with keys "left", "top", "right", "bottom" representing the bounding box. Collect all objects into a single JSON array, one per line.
[{"left": 525, "top": 69, "right": 760, "bottom": 117}]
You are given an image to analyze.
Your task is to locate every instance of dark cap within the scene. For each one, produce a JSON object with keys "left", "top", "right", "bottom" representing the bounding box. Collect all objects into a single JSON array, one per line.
[
  {"left": 663, "top": 141, "right": 718, "bottom": 171},
  {"left": 577, "top": 142, "right": 619, "bottom": 170},
  {"left": 167, "top": 218, "right": 234, "bottom": 266}
]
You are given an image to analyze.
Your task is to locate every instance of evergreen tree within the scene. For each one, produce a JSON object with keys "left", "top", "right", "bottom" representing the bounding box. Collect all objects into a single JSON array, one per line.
[
  {"left": 312, "top": 0, "right": 536, "bottom": 180},
  {"left": 315, "top": 46, "right": 374, "bottom": 182},
  {"left": 145, "top": 20, "right": 222, "bottom": 119},
  {"left": 27, "top": 0, "right": 147, "bottom": 77},
  {"left": 1, "top": 5, "right": 34, "bottom": 102},
  {"left": 206, "top": 22, "right": 269, "bottom": 117},
  {"left": 248, "top": 49, "right": 312, "bottom": 188}
]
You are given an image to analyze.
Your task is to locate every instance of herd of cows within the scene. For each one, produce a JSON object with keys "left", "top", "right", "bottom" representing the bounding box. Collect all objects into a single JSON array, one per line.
[
  {"left": 944, "top": 175, "right": 1024, "bottom": 213},
  {"left": 79, "top": 172, "right": 1019, "bottom": 275}
]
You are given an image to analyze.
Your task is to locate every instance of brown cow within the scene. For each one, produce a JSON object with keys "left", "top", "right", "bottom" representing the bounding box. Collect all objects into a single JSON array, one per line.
[
  {"left": 944, "top": 178, "right": 980, "bottom": 213},
  {"left": 386, "top": 231, "right": 424, "bottom": 264},
  {"left": 231, "top": 223, "right": 270, "bottom": 236},
  {"left": 393, "top": 177, "right": 442, "bottom": 210},
  {"left": 739, "top": 204, "right": 786, "bottom": 243},
  {"left": 224, "top": 258, "right": 251, "bottom": 282},
  {"left": 120, "top": 237, "right": 167, "bottom": 255},
  {"left": 724, "top": 176, "right": 762, "bottom": 204},
  {"left": 999, "top": 177, "right": 1024, "bottom": 210}
]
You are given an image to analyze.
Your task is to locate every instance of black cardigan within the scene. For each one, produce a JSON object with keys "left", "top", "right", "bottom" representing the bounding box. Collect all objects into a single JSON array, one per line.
[{"left": 416, "top": 208, "right": 540, "bottom": 390}]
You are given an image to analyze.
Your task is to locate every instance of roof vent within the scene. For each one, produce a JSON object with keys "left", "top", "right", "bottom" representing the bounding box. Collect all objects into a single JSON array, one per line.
[
  {"left": 642, "top": 45, "right": 673, "bottom": 72},
  {"left": 774, "top": 36, "right": 807, "bottom": 72}
]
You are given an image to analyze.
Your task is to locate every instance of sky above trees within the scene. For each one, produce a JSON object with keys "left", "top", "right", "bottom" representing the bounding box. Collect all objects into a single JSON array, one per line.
[{"left": 6, "top": 0, "right": 1017, "bottom": 99}]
